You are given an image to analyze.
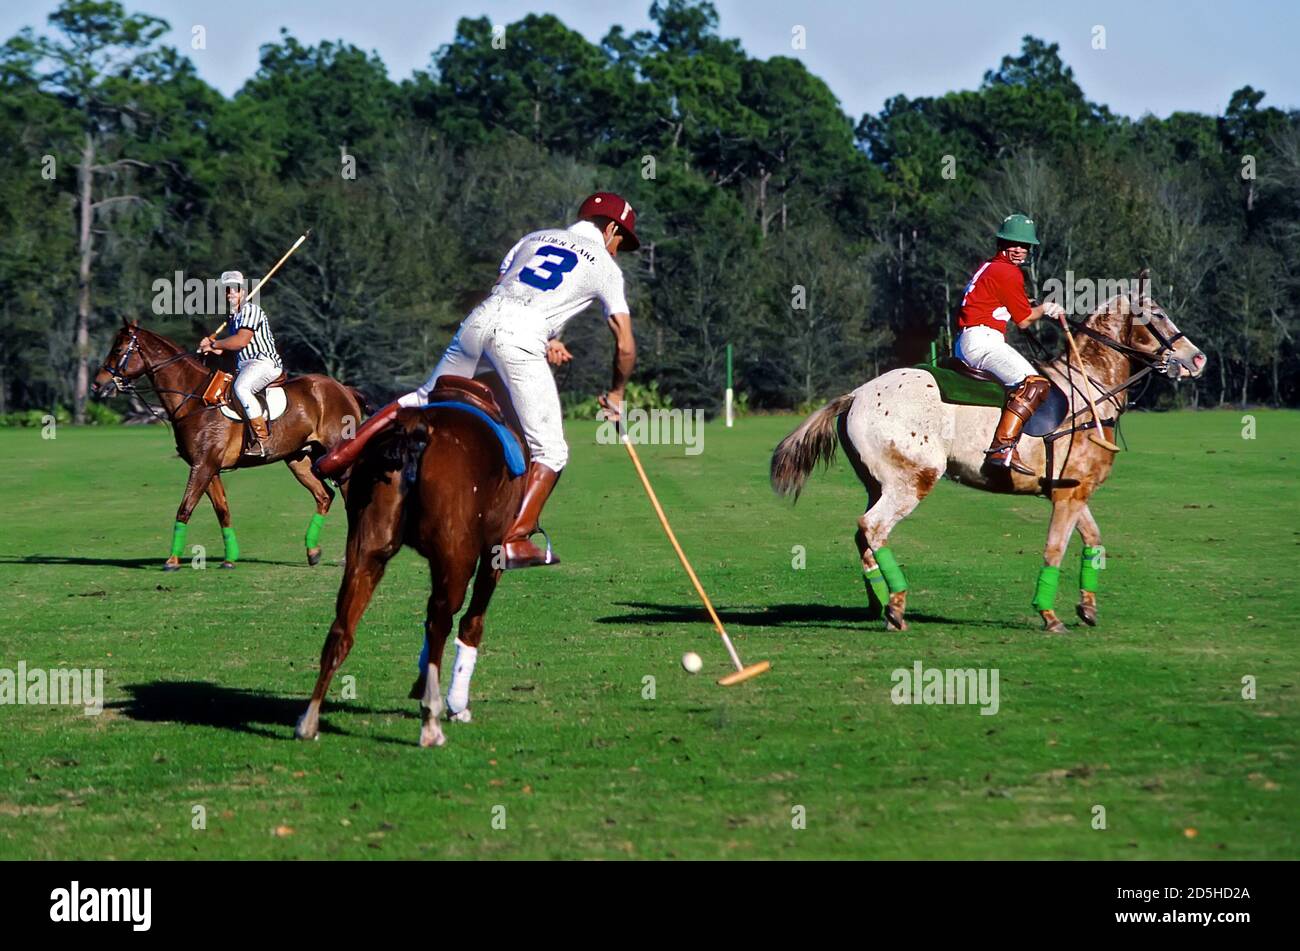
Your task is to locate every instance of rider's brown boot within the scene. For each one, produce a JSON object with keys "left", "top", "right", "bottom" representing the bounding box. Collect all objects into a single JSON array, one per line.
[{"left": 500, "top": 463, "right": 561, "bottom": 569}]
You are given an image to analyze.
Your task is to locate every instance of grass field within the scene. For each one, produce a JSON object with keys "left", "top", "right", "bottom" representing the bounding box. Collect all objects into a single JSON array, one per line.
[{"left": 0, "top": 409, "right": 1295, "bottom": 859}]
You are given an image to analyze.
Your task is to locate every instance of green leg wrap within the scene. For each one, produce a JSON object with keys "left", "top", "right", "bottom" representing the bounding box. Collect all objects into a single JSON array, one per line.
[
  {"left": 874, "top": 546, "right": 908, "bottom": 593},
  {"left": 305, "top": 513, "right": 326, "bottom": 549},
  {"left": 169, "top": 521, "right": 188, "bottom": 559},
  {"left": 1080, "top": 546, "right": 1102, "bottom": 593},
  {"left": 863, "top": 565, "right": 890, "bottom": 606},
  {"left": 1032, "top": 565, "right": 1061, "bottom": 612},
  {"left": 222, "top": 526, "right": 240, "bottom": 563}
]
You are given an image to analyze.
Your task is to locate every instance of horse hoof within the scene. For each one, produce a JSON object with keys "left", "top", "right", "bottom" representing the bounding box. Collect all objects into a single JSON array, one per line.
[
  {"left": 294, "top": 715, "right": 319, "bottom": 741},
  {"left": 1043, "top": 619, "right": 1069, "bottom": 634},
  {"left": 220, "top": 561, "right": 236, "bottom": 570},
  {"left": 419, "top": 726, "right": 447, "bottom": 748},
  {"left": 306, "top": 548, "right": 322, "bottom": 567},
  {"left": 1076, "top": 603, "right": 1097, "bottom": 626},
  {"left": 162, "top": 561, "right": 180, "bottom": 572},
  {"left": 445, "top": 707, "right": 472, "bottom": 723},
  {"left": 885, "top": 609, "right": 908, "bottom": 632}
]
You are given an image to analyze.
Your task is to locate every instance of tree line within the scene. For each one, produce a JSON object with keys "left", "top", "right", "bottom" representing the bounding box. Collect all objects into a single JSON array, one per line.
[{"left": 2, "top": 0, "right": 1296, "bottom": 423}]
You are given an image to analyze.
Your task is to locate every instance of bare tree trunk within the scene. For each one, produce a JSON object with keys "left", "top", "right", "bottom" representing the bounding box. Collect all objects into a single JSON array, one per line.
[{"left": 75, "top": 132, "right": 94, "bottom": 425}]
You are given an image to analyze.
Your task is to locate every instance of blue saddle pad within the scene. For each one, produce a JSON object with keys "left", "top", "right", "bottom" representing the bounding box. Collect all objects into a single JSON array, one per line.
[{"left": 415, "top": 401, "right": 527, "bottom": 477}]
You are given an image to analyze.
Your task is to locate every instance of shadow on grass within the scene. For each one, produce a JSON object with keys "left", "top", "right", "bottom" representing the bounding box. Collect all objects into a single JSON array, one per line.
[
  {"left": 0, "top": 554, "right": 309, "bottom": 570},
  {"left": 111, "top": 680, "right": 407, "bottom": 740},
  {"left": 597, "top": 601, "right": 1010, "bottom": 631}
]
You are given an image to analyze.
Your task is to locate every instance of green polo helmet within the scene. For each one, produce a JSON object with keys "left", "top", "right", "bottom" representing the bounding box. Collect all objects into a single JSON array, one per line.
[{"left": 995, "top": 213, "right": 1040, "bottom": 246}]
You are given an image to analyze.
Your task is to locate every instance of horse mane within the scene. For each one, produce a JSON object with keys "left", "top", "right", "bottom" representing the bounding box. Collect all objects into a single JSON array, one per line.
[{"left": 133, "top": 325, "right": 214, "bottom": 373}]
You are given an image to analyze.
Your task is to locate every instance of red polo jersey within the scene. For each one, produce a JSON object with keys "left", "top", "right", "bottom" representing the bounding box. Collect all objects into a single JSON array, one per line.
[{"left": 956, "top": 256, "right": 1033, "bottom": 335}]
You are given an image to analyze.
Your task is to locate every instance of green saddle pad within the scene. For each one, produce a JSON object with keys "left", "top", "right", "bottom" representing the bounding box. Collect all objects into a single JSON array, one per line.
[{"left": 912, "top": 363, "right": 1006, "bottom": 407}]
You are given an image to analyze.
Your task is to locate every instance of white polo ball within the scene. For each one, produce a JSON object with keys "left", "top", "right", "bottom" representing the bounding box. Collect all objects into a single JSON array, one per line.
[{"left": 681, "top": 651, "right": 703, "bottom": 674}]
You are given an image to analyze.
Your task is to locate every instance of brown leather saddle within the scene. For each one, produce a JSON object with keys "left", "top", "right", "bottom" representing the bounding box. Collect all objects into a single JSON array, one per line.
[
  {"left": 427, "top": 375, "right": 506, "bottom": 425},
  {"left": 938, "top": 356, "right": 1003, "bottom": 385},
  {"left": 202, "top": 369, "right": 288, "bottom": 409}
]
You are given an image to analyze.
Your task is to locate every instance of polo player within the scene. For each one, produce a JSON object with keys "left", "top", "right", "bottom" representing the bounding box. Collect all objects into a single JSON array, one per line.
[
  {"left": 955, "top": 214, "right": 1065, "bottom": 474},
  {"left": 198, "top": 271, "right": 284, "bottom": 457},
  {"left": 314, "top": 191, "right": 640, "bottom": 569}
]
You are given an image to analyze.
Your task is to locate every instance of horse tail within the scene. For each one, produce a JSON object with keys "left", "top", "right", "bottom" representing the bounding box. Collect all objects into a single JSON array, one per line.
[
  {"left": 349, "top": 387, "right": 374, "bottom": 416},
  {"left": 770, "top": 392, "right": 856, "bottom": 501}
]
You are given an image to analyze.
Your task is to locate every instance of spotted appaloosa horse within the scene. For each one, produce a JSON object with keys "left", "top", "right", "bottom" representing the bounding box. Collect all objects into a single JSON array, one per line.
[
  {"left": 771, "top": 285, "right": 1206, "bottom": 633},
  {"left": 295, "top": 378, "right": 526, "bottom": 748},
  {"left": 92, "top": 320, "right": 367, "bottom": 569}
]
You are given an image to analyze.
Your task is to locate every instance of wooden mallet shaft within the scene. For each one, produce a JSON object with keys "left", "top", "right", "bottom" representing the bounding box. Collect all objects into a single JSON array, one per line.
[
  {"left": 1058, "top": 315, "right": 1121, "bottom": 452},
  {"left": 207, "top": 230, "right": 312, "bottom": 339},
  {"left": 619, "top": 434, "right": 769, "bottom": 686}
]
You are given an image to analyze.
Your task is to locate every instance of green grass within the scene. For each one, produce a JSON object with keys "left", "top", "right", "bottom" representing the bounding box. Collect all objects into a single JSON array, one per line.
[{"left": 0, "top": 410, "right": 1295, "bottom": 859}]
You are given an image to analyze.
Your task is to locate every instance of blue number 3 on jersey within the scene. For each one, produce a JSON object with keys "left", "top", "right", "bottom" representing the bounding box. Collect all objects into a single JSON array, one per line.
[{"left": 519, "top": 245, "right": 579, "bottom": 291}]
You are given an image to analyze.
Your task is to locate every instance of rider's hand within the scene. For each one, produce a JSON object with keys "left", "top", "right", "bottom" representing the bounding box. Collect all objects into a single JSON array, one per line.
[
  {"left": 1042, "top": 301, "right": 1066, "bottom": 321},
  {"left": 598, "top": 390, "right": 623, "bottom": 422},
  {"left": 546, "top": 339, "right": 573, "bottom": 366},
  {"left": 198, "top": 337, "right": 215, "bottom": 354}
]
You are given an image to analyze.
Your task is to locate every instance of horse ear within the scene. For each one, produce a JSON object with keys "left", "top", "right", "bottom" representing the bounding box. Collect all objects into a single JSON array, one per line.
[
  {"left": 121, "top": 316, "right": 129, "bottom": 328},
  {"left": 130, "top": 318, "right": 139, "bottom": 328}
]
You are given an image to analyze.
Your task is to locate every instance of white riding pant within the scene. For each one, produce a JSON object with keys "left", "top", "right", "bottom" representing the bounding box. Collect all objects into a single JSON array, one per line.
[
  {"left": 233, "top": 358, "right": 281, "bottom": 419},
  {"left": 955, "top": 326, "right": 1037, "bottom": 387},
  {"left": 399, "top": 298, "right": 568, "bottom": 471}
]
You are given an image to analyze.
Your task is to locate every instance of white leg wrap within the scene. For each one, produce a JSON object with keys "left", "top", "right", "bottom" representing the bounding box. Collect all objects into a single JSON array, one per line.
[{"left": 447, "top": 638, "right": 478, "bottom": 714}]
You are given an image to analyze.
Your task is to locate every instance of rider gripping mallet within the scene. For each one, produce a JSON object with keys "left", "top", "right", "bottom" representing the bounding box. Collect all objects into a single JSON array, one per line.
[
  {"left": 614, "top": 411, "right": 770, "bottom": 687},
  {"left": 202, "top": 230, "right": 311, "bottom": 341}
]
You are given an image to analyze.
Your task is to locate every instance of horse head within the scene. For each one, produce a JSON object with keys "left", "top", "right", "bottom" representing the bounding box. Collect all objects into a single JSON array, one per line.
[
  {"left": 1090, "top": 269, "right": 1207, "bottom": 379},
  {"left": 91, "top": 319, "right": 148, "bottom": 398}
]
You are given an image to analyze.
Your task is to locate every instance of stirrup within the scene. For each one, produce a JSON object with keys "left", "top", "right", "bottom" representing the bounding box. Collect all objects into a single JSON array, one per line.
[{"left": 502, "top": 526, "right": 559, "bottom": 569}]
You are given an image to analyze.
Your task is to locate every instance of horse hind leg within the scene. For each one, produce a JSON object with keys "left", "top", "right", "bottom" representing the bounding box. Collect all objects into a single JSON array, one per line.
[
  {"left": 285, "top": 455, "right": 335, "bottom": 566},
  {"left": 444, "top": 555, "right": 501, "bottom": 723},
  {"left": 1074, "top": 504, "right": 1102, "bottom": 626},
  {"left": 857, "top": 476, "right": 934, "bottom": 632},
  {"left": 419, "top": 563, "right": 475, "bottom": 747}
]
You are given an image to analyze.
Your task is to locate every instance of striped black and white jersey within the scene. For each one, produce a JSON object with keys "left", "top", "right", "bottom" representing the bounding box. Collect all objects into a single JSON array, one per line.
[{"left": 229, "top": 301, "right": 282, "bottom": 370}]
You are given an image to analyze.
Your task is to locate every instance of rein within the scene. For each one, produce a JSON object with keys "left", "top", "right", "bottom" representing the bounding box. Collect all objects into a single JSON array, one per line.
[{"left": 101, "top": 329, "right": 221, "bottom": 424}]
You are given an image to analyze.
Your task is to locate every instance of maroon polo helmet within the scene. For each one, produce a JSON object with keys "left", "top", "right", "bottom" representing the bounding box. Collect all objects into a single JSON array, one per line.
[{"left": 577, "top": 192, "right": 640, "bottom": 251}]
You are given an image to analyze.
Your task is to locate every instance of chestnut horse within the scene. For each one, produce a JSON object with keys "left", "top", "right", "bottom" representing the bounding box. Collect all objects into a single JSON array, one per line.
[
  {"left": 295, "top": 379, "right": 526, "bottom": 747},
  {"left": 92, "top": 320, "right": 367, "bottom": 569},
  {"left": 771, "top": 285, "right": 1206, "bottom": 633}
]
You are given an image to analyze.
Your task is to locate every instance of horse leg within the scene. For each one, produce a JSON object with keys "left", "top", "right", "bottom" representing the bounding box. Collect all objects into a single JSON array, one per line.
[
  {"left": 285, "top": 455, "right": 335, "bottom": 566},
  {"left": 296, "top": 481, "right": 403, "bottom": 740},
  {"left": 165, "top": 463, "right": 217, "bottom": 571},
  {"left": 1074, "top": 504, "right": 1103, "bottom": 626},
  {"left": 205, "top": 475, "right": 239, "bottom": 569},
  {"left": 1035, "top": 497, "right": 1084, "bottom": 634},
  {"left": 418, "top": 562, "right": 476, "bottom": 748},
  {"left": 444, "top": 554, "right": 501, "bottom": 723},
  {"left": 857, "top": 482, "right": 929, "bottom": 632}
]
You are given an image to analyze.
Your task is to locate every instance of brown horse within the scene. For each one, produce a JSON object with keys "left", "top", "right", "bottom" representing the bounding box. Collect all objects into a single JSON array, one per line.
[
  {"left": 91, "top": 320, "right": 367, "bottom": 569},
  {"left": 295, "top": 377, "right": 526, "bottom": 747},
  {"left": 771, "top": 283, "right": 1206, "bottom": 633}
]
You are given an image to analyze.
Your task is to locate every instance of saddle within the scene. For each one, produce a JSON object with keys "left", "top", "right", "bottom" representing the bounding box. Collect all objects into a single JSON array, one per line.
[
  {"left": 937, "top": 356, "right": 1001, "bottom": 384},
  {"left": 204, "top": 369, "right": 291, "bottom": 422},
  {"left": 427, "top": 375, "right": 506, "bottom": 425},
  {"left": 415, "top": 375, "right": 525, "bottom": 477}
]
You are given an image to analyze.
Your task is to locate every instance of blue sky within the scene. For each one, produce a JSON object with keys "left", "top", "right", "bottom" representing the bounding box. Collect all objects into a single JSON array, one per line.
[{"left": 4, "top": 0, "right": 1296, "bottom": 121}]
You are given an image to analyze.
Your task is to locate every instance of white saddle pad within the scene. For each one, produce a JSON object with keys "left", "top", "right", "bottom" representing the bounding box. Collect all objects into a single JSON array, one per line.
[{"left": 220, "top": 386, "right": 288, "bottom": 421}]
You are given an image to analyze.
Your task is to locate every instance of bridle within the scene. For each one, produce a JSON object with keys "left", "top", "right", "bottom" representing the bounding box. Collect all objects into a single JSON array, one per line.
[{"left": 98, "top": 326, "right": 214, "bottom": 422}]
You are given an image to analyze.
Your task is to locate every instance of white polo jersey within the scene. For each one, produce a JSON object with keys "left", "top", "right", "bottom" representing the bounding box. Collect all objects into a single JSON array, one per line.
[
  {"left": 229, "top": 301, "right": 282, "bottom": 370},
  {"left": 489, "top": 220, "right": 630, "bottom": 339}
]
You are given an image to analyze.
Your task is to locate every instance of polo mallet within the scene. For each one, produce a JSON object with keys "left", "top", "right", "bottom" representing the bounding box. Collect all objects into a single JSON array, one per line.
[
  {"left": 204, "top": 229, "right": 312, "bottom": 342},
  {"left": 1057, "top": 314, "right": 1121, "bottom": 452},
  {"left": 618, "top": 430, "right": 770, "bottom": 686}
]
